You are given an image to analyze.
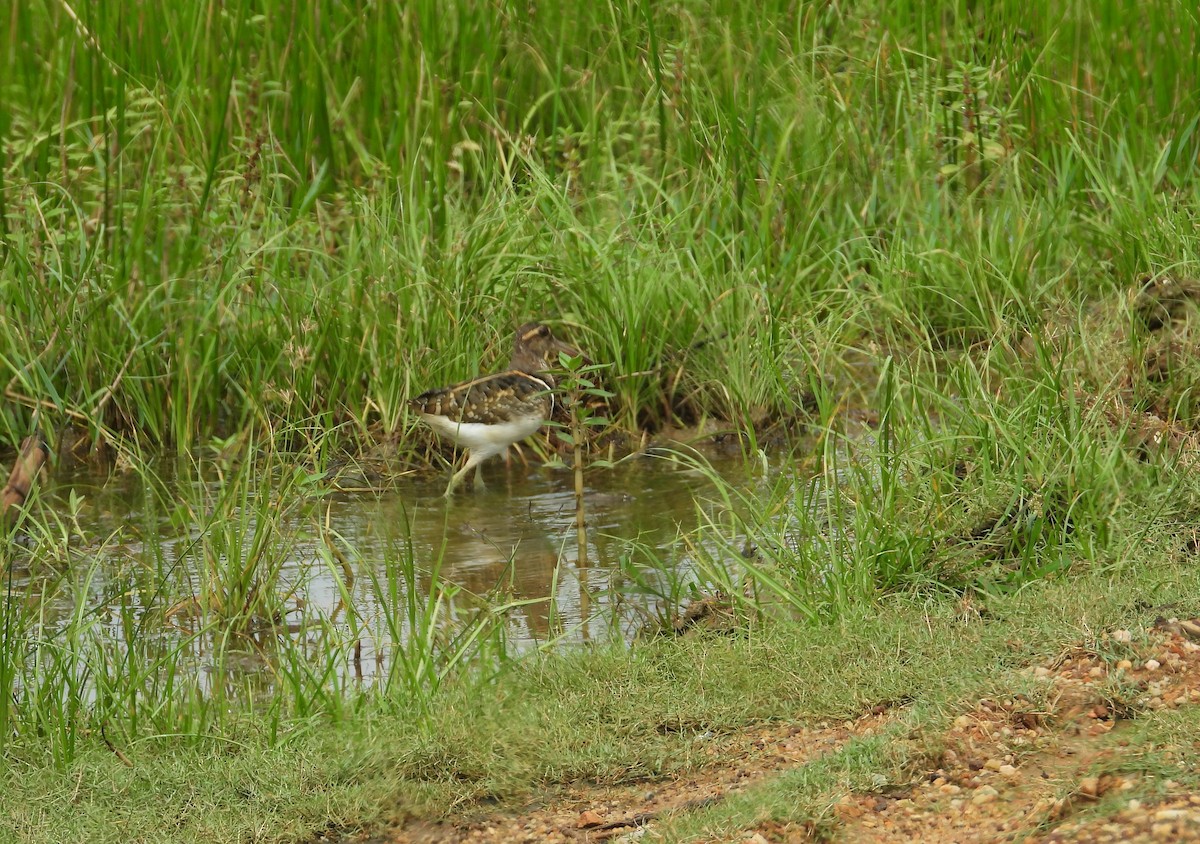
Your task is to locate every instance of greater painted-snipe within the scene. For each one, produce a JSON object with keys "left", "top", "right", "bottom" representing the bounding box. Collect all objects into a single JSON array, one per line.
[{"left": 409, "top": 322, "right": 582, "bottom": 496}]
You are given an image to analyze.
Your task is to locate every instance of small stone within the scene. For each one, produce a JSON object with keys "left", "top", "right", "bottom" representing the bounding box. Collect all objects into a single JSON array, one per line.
[
  {"left": 745, "top": 834, "right": 770, "bottom": 844},
  {"left": 1146, "top": 659, "right": 1162, "bottom": 671},
  {"left": 1088, "top": 666, "right": 1105, "bottom": 678},
  {"left": 1079, "top": 776, "right": 1100, "bottom": 798},
  {"left": 1112, "top": 629, "right": 1133, "bottom": 643},
  {"left": 973, "top": 785, "right": 999, "bottom": 805},
  {"left": 984, "top": 758, "right": 1004, "bottom": 772},
  {"left": 1117, "top": 659, "right": 1133, "bottom": 671},
  {"left": 1153, "top": 822, "right": 1177, "bottom": 839},
  {"left": 1155, "top": 808, "right": 1190, "bottom": 821},
  {"left": 1127, "top": 799, "right": 1143, "bottom": 812},
  {"left": 577, "top": 810, "right": 604, "bottom": 828},
  {"left": 954, "top": 715, "right": 973, "bottom": 729},
  {"left": 999, "top": 764, "right": 1018, "bottom": 777},
  {"left": 939, "top": 784, "right": 962, "bottom": 795}
]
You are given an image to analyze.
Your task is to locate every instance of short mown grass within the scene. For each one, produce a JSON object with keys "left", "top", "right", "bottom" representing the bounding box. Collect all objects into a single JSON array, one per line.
[{"left": 5, "top": 560, "right": 1199, "bottom": 843}]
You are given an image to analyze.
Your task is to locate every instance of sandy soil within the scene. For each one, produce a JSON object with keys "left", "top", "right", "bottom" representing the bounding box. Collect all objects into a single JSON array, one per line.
[{"left": 343, "top": 618, "right": 1200, "bottom": 844}]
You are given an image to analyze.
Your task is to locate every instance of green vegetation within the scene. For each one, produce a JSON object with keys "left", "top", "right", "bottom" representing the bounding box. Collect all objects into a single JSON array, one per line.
[
  {"left": 3, "top": 0, "right": 1198, "bottom": 447},
  {"left": 3, "top": 0, "right": 1200, "bottom": 841},
  {"left": 6, "top": 566, "right": 1200, "bottom": 843}
]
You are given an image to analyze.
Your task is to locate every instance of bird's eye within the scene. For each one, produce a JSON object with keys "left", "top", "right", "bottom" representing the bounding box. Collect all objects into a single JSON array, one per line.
[{"left": 537, "top": 325, "right": 550, "bottom": 337}]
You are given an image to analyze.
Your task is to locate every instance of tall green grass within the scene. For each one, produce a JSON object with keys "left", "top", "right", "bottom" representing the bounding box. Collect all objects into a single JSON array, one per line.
[{"left": 1, "top": 0, "right": 1197, "bottom": 449}]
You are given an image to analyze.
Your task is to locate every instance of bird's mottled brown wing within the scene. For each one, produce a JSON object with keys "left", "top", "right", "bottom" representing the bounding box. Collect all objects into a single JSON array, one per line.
[{"left": 410, "top": 371, "right": 552, "bottom": 424}]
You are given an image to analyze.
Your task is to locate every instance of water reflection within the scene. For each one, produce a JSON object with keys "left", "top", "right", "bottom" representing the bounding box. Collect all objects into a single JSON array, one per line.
[{"left": 5, "top": 445, "right": 767, "bottom": 693}]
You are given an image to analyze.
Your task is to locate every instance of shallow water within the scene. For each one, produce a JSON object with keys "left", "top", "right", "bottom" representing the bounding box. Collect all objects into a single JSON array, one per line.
[{"left": 6, "top": 444, "right": 783, "bottom": 690}]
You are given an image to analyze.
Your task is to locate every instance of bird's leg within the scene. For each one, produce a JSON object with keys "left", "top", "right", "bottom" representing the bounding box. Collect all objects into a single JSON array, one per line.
[
  {"left": 473, "top": 462, "right": 486, "bottom": 490},
  {"left": 444, "top": 451, "right": 482, "bottom": 497}
]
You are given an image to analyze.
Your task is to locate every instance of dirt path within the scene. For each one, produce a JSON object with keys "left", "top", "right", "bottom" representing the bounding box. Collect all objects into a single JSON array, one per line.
[
  {"left": 835, "top": 619, "right": 1200, "bottom": 844},
  {"left": 348, "top": 619, "right": 1200, "bottom": 844}
]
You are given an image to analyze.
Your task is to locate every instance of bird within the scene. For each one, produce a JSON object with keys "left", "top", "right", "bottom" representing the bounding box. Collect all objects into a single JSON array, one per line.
[{"left": 409, "top": 322, "right": 583, "bottom": 496}]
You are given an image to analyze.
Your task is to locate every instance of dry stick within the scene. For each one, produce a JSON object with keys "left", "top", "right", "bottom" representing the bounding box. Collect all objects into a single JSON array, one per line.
[
  {"left": 2, "top": 326, "right": 59, "bottom": 396},
  {"left": 100, "top": 721, "right": 134, "bottom": 768},
  {"left": 572, "top": 394, "right": 587, "bottom": 567},
  {"left": 91, "top": 344, "right": 138, "bottom": 421},
  {"left": 1, "top": 434, "right": 49, "bottom": 523},
  {"left": 4, "top": 389, "right": 90, "bottom": 424}
]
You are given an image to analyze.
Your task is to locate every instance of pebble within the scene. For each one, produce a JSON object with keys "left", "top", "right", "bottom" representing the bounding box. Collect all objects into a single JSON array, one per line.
[
  {"left": 984, "top": 758, "right": 1003, "bottom": 772},
  {"left": 999, "top": 764, "right": 1018, "bottom": 777},
  {"left": 1145, "top": 658, "right": 1162, "bottom": 671},
  {"left": 1155, "top": 808, "right": 1191, "bottom": 821},
  {"left": 954, "top": 715, "right": 973, "bottom": 729},
  {"left": 1088, "top": 665, "right": 1105, "bottom": 678},
  {"left": 939, "top": 784, "right": 962, "bottom": 795},
  {"left": 972, "top": 785, "right": 999, "bottom": 805},
  {"left": 1117, "top": 659, "right": 1134, "bottom": 671},
  {"left": 1079, "top": 776, "right": 1100, "bottom": 798},
  {"left": 577, "top": 810, "right": 604, "bottom": 828},
  {"left": 1112, "top": 629, "right": 1133, "bottom": 643}
]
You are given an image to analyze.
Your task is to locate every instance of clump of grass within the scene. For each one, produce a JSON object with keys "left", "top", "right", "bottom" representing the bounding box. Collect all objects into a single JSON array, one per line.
[{"left": 637, "top": 330, "right": 1198, "bottom": 624}]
